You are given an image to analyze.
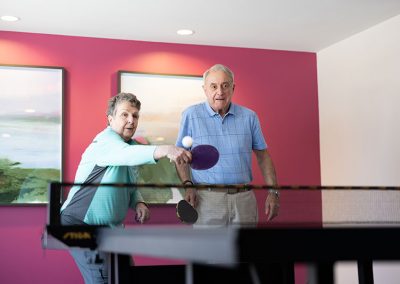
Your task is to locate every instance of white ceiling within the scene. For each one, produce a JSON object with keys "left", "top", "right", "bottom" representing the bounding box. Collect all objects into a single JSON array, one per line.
[{"left": 2, "top": 0, "right": 400, "bottom": 52}]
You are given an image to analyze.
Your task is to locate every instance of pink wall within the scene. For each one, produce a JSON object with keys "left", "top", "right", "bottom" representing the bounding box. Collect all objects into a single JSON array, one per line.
[{"left": 0, "top": 31, "right": 320, "bottom": 283}]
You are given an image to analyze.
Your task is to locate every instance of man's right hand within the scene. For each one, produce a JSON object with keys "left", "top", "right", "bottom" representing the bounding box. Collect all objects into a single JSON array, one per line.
[{"left": 185, "top": 187, "right": 198, "bottom": 208}]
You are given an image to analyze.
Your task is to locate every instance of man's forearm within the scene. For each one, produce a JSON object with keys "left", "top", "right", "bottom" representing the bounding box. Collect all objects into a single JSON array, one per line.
[
  {"left": 175, "top": 162, "right": 192, "bottom": 182},
  {"left": 254, "top": 149, "right": 277, "bottom": 186}
]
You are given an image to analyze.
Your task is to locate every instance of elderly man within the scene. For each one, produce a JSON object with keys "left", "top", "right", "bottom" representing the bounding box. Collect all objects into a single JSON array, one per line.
[
  {"left": 175, "top": 64, "right": 279, "bottom": 226},
  {"left": 175, "top": 64, "right": 287, "bottom": 283}
]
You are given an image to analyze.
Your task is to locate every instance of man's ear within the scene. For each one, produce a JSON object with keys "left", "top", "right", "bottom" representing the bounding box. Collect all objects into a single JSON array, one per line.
[{"left": 232, "top": 83, "right": 235, "bottom": 92}]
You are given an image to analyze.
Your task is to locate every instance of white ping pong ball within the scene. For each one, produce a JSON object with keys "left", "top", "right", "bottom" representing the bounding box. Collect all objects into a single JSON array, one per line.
[{"left": 182, "top": 136, "right": 193, "bottom": 148}]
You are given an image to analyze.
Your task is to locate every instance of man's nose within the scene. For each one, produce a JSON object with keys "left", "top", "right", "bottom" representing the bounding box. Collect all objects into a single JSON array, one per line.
[{"left": 216, "top": 85, "right": 224, "bottom": 94}]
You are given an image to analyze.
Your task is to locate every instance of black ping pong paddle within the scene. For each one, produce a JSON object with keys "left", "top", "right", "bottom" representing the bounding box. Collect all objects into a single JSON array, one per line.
[
  {"left": 190, "top": 144, "right": 219, "bottom": 170},
  {"left": 176, "top": 200, "right": 198, "bottom": 224}
]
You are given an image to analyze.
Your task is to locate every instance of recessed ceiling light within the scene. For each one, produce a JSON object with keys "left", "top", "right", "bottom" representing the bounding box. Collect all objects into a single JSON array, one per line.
[
  {"left": 177, "top": 29, "right": 194, "bottom": 36},
  {"left": 1, "top": 15, "right": 20, "bottom": 22}
]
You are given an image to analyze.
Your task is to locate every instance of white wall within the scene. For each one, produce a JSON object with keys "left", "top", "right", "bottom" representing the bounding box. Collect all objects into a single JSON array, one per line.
[{"left": 317, "top": 13, "right": 400, "bottom": 284}]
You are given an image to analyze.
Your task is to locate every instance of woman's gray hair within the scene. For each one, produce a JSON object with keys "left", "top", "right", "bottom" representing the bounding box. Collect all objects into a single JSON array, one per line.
[
  {"left": 107, "top": 92, "right": 141, "bottom": 116},
  {"left": 203, "top": 64, "right": 234, "bottom": 84}
]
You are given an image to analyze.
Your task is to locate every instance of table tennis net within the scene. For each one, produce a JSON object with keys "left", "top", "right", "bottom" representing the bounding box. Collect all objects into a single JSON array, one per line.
[{"left": 47, "top": 183, "right": 400, "bottom": 228}]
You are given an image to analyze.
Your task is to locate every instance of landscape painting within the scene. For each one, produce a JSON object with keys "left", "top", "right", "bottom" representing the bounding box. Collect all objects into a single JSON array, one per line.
[
  {"left": 0, "top": 65, "right": 63, "bottom": 204},
  {"left": 119, "top": 71, "right": 204, "bottom": 203}
]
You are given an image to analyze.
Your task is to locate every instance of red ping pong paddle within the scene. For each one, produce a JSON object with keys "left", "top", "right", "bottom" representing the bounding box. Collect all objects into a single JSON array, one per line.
[
  {"left": 190, "top": 144, "right": 219, "bottom": 170},
  {"left": 176, "top": 200, "right": 198, "bottom": 224}
]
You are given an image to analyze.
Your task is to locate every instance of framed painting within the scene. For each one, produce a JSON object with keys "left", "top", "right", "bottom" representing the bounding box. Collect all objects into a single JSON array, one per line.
[
  {"left": 0, "top": 64, "right": 64, "bottom": 205},
  {"left": 118, "top": 71, "right": 204, "bottom": 203}
]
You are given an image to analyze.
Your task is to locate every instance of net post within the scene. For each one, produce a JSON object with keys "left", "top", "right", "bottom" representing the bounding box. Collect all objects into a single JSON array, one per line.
[{"left": 47, "top": 182, "right": 62, "bottom": 226}]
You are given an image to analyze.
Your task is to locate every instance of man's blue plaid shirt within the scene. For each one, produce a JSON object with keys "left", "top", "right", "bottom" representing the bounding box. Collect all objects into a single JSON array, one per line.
[{"left": 176, "top": 102, "right": 267, "bottom": 184}]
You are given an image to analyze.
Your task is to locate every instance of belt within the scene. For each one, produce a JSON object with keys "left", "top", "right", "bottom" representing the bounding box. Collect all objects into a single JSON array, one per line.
[{"left": 200, "top": 186, "right": 252, "bottom": 195}]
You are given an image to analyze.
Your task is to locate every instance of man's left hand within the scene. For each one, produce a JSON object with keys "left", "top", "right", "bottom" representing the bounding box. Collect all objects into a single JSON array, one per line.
[{"left": 265, "top": 192, "right": 280, "bottom": 221}]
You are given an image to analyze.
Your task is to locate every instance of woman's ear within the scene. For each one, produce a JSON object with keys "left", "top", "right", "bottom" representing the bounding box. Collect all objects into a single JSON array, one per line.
[{"left": 107, "top": 115, "right": 113, "bottom": 125}]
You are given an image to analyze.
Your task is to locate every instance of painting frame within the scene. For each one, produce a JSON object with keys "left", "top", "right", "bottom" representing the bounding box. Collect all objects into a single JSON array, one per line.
[
  {"left": 0, "top": 64, "right": 64, "bottom": 206},
  {"left": 118, "top": 70, "right": 204, "bottom": 204}
]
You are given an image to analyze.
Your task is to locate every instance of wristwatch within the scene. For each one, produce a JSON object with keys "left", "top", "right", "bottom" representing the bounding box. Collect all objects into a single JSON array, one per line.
[
  {"left": 182, "top": 180, "right": 194, "bottom": 185},
  {"left": 269, "top": 189, "right": 280, "bottom": 198}
]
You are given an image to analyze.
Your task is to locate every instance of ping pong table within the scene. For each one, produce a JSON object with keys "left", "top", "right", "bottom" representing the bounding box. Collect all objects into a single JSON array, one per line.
[
  {"left": 43, "top": 223, "right": 400, "bottom": 284},
  {"left": 43, "top": 183, "right": 400, "bottom": 284}
]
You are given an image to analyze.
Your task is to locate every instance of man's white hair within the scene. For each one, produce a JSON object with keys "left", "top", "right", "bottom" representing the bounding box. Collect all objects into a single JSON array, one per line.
[{"left": 203, "top": 64, "right": 234, "bottom": 84}]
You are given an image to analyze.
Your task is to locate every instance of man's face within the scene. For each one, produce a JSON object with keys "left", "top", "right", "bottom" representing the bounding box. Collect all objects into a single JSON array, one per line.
[
  {"left": 108, "top": 101, "right": 139, "bottom": 142},
  {"left": 203, "top": 70, "right": 235, "bottom": 116}
]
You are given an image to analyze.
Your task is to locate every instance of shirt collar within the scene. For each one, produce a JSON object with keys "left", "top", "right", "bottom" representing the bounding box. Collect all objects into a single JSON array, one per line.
[{"left": 205, "top": 102, "right": 236, "bottom": 117}]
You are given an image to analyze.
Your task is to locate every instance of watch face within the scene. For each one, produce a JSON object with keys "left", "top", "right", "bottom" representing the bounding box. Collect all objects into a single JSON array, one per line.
[{"left": 270, "top": 190, "right": 280, "bottom": 197}]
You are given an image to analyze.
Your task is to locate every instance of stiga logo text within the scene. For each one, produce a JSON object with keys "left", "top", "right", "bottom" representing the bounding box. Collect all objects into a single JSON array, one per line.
[{"left": 63, "top": 232, "right": 92, "bottom": 240}]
